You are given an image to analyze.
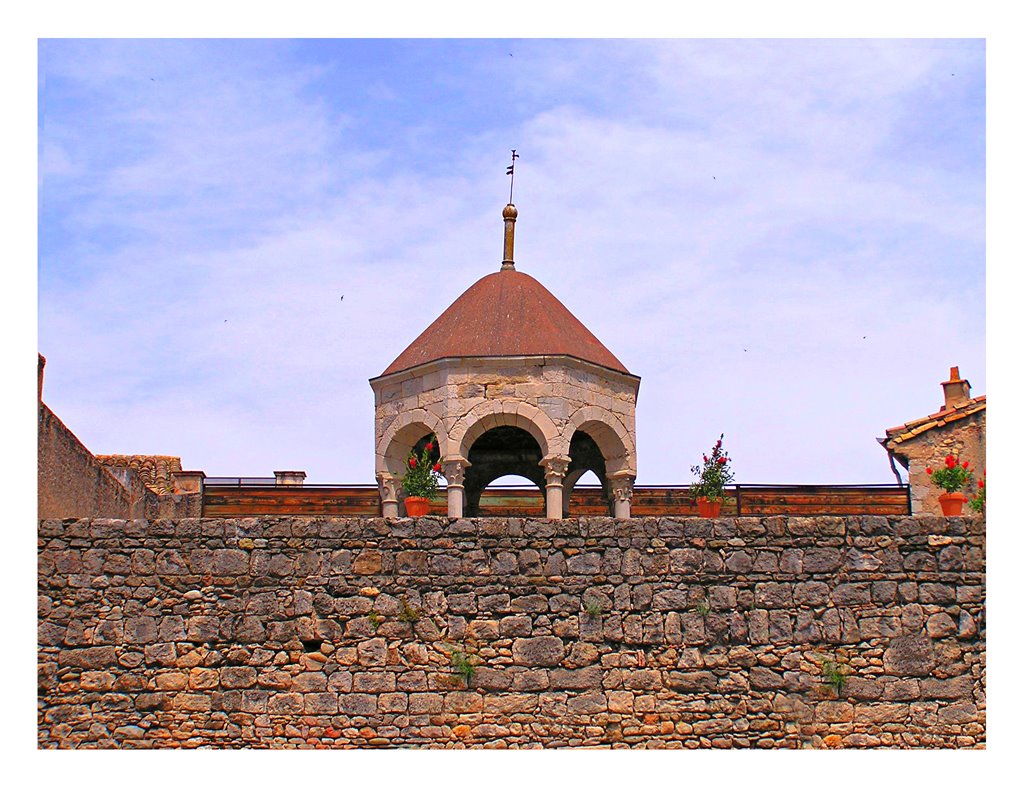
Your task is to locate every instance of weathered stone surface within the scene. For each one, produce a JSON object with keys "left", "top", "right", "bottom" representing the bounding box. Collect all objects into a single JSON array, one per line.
[
  {"left": 38, "top": 515, "right": 985, "bottom": 750},
  {"left": 666, "top": 671, "right": 716, "bottom": 693},
  {"left": 883, "top": 636, "right": 938, "bottom": 677},
  {"left": 926, "top": 612, "right": 957, "bottom": 639},
  {"left": 512, "top": 636, "right": 565, "bottom": 666},
  {"left": 57, "top": 646, "right": 117, "bottom": 668}
]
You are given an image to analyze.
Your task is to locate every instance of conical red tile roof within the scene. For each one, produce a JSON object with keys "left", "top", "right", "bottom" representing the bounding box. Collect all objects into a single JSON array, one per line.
[{"left": 380, "top": 269, "right": 629, "bottom": 377}]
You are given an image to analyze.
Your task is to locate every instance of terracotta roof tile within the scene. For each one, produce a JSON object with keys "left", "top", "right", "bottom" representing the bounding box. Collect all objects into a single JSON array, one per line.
[
  {"left": 380, "top": 269, "right": 630, "bottom": 377},
  {"left": 883, "top": 395, "right": 986, "bottom": 445}
]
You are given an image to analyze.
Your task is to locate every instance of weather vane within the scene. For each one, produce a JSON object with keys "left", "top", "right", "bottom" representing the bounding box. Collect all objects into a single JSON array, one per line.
[{"left": 506, "top": 149, "right": 519, "bottom": 204}]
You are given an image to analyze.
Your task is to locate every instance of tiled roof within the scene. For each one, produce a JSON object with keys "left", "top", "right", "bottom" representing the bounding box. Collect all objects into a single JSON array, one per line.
[
  {"left": 883, "top": 395, "right": 987, "bottom": 446},
  {"left": 380, "top": 269, "right": 630, "bottom": 377}
]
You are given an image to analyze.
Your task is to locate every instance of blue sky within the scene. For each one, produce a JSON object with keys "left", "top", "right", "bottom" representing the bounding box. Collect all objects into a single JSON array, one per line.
[{"left": 37, "top": 38, "right": 986, "bottom": 484}]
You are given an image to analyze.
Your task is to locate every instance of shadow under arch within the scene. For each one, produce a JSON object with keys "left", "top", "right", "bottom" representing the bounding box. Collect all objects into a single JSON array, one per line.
[
  {"left": 563, "top": 406, "right": 635, "bottom": 477},
  {"left": 463, "top": 425, "right": 546, "bottom": 516},
  {"left": 563, "top": 430, "right": 612, "bottom": 515}
]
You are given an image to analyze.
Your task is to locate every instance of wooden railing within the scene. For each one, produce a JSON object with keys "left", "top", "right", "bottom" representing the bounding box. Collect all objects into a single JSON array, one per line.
[{"left": 202, "top": 483, "right": 910, "bottom": 517}]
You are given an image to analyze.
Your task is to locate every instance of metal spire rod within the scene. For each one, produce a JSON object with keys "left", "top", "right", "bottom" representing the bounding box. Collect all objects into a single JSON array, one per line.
[{"left": 506, "top": 149, "right": 519, "bottom": 203}]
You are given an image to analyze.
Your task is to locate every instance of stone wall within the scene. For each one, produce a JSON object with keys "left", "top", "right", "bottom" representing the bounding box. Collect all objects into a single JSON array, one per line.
[{"left": 37, "top": 515, "right": 985, "bottom": 749}]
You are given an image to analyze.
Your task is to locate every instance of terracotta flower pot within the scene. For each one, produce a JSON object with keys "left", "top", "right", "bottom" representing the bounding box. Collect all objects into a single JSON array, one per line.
[
  {"left": 696, "top": 496, "right": 722, "bottom": 517},
  {"left": 938, "top": 492, "right": 966, "bottom": 516},
  {"left": 404, "top": 496, "right": 431, "bottom": 517}
]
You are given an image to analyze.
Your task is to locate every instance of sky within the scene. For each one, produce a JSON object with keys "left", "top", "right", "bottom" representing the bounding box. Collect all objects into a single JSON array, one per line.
[{"left": 37, "top": 38, "right": 986, "bottom": 485}]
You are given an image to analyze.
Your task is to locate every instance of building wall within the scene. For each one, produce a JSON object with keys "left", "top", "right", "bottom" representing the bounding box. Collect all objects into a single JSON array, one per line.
[
  {"left": 899, "top": 413, "right": 986, "bottom": 516},
  {"left": 38, "top": 514, "right": 985, "bottom": 749},
  {"left": 373, "top": 356, "right": 639, "bottom": 472},
  {"left": 37, "top": 403, "right": 144, "bottom": 519},
  {"left": 38, "top": 403, "right": 201, "bottom": 520}
]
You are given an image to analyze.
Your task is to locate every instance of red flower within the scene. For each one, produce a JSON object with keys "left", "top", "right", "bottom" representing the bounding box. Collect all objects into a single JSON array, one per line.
[
  {"left": 962, "top": 460, "right": 969, "bottom": 468},
  {"left": 433, "top": 462, "right": 441, "bottom": 473},
  {"left": 945, "top": 455, "right": 956, "bottom": 469},
  {"left": 717, "top": 457, "right": 727, "bottom": 465},
  {"left": 977, "top": 478, "right": 984, "bottom": 489},
  {"left": 926, "top": 467, "right": 933, "bottom": 475},
  {"left": 703, "top": 455, "right": 708, "bottom": 462},
  {"left": 409, "top": 457, "right": 417, "bottom": 468},
  {"left": 425, "top": 442, "right": 434, "bottom": 452}
]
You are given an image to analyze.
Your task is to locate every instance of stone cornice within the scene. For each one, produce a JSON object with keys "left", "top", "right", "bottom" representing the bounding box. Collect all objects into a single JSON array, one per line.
[{"left": 369, "top": 354, "right": 642, "bottom": 391}]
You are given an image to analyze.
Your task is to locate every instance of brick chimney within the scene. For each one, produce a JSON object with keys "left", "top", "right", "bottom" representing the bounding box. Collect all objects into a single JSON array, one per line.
[
  {"left": 38, "top": 354, "right": 46, "bottom": 401},
  {"left": 941, "top": 366, "right": 971, "bottom": 411}
]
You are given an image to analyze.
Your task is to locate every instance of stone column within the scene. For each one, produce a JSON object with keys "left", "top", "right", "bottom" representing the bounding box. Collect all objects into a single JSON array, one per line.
[
  {"left": 376, "top": 472, "right": 399, "bottom": 519},
  {"left": 608, "top": 473, "right": 635, "bottom": 519},
  {"left": 541, "top": 455, "right": 572, "bottom": 520},
  {"left": 442, "top": 456, "right": 470, "bottom": 519}
]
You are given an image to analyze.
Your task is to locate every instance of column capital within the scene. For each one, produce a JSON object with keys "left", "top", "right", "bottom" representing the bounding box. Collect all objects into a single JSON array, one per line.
[
  {"left": 607, "top": 472, "right": 635, "bottom": 503},
  {"left": 441, "top": 455, "right": 471, "bottom": 487},
  {"left": 607, "top": 472, "right": 635, "bottom": 518},
  {"left": 540, "top": 454, "right": 572, "bottom": 482},
  {"left": 376, "top": 472, "right": 400, "bottom": 519},
  {"left": 376, "top": 472, "right": 399, "bottom": 500}
]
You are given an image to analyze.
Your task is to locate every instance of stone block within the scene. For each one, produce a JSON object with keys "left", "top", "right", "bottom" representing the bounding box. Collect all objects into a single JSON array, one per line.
[
  {"left": 57, "top": 646, "right": 117, "bottom": 669},
  {"left": 353, "top": 672, "right": 397, "bottom": 693},
  {"left": 512, "top": 636, "right": 565, "bottom": 666},
  {"left": 666, "top": 671, "right": 717, "bottom": 693},
  {"left": 754, "top": 583, "right": 792, "bottom": 608},
  {"left": 339, "top": 693, "right": 378, "bottom": 715},
  {"left": 567, "top": 691, "right": 607, "bottom": 714},
  {"left": 832, "top": 583, "right": 871, "bottom": 606},
  {"left": 549, "top": 667, "right": 603, "bottom": 690},
  {"left": 883, "top": 636, "right": 937, "bottom": 677}
]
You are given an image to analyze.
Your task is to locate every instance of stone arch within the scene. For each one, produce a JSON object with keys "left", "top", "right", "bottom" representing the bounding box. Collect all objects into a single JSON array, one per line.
[
  {"left": 450, "top": 400, "right": 560, "bottom": 461},
  {"left": 376, "top": 408, "right": 447, "bottom": 476},
  {"left": 564, "top": 405, "right": 636, "bottom": 476}
]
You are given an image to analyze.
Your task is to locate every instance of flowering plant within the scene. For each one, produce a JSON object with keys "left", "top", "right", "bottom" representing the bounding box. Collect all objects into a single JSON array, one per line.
[
  {"left": 402, "top": 436, "right": 443, "bottom": 499},
  {"left": 690, "top": 434, "right": 734, "bottom": 503},
  {"left": 926, "top": 454, "right": 973, "bottom": 493},
  {"left": 969, "top": 470, "right": 986, "bottom": 513}
]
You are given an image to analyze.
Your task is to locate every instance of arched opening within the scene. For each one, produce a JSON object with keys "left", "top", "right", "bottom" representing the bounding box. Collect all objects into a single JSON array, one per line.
[
  {"left": 464, "top": 425, "right": 545, "bottom": 516},
  {"left": 564, "top": 409, "right": 635, "bottom": 477},
  {"left": 477, "top": 473, "right": 545, "bottom": 517},
  {"left": 564, "top": 430, "right": 612, "bottom": 515},
  {"left": 378, "top": 413, "right": 446, "bottom": 478}
]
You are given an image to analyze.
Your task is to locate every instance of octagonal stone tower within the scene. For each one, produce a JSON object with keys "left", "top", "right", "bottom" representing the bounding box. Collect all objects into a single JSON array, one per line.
[{"left": 370, "top": 202, "right": 640, "bottom": 519}]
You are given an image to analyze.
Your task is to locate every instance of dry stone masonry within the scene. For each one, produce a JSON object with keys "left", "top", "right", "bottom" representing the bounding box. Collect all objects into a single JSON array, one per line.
[{"left": 38, "top": 514, "right": 985, "bottom": 749}]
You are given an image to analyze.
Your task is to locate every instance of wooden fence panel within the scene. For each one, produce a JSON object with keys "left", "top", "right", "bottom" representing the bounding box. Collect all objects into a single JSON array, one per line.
[{"left": 203, "top": 484, "right": 909, "bottom": 517}]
